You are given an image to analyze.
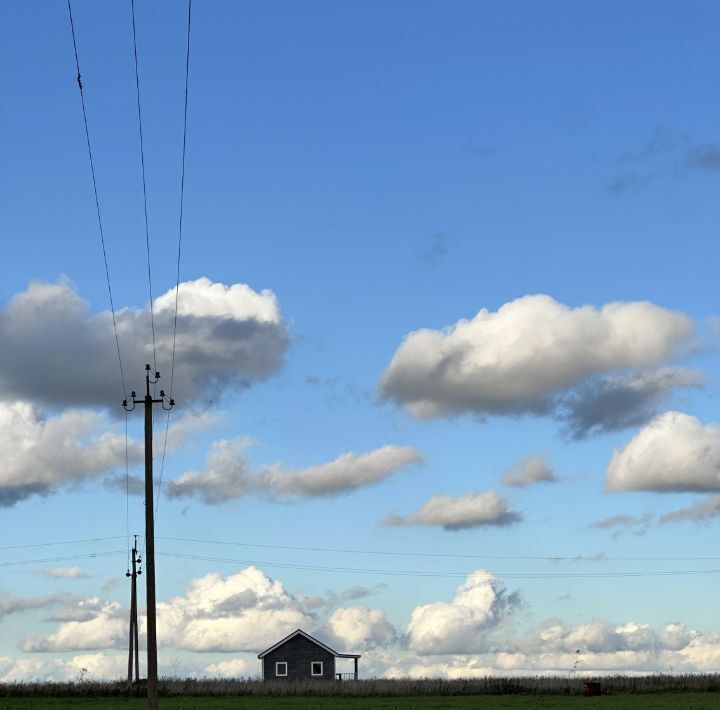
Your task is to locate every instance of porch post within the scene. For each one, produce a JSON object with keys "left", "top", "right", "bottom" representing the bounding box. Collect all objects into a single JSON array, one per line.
[{"left": 354, "top": 657, "right": 358, "bottom": 680}]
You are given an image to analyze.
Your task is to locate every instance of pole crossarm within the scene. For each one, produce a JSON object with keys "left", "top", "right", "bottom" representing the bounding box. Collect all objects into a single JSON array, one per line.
[{"left": 123, "top": 365, "right": 175, "bottom": 411}]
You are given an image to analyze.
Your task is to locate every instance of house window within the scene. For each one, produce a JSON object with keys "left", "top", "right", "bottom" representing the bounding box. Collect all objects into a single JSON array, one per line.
[
  {"left": 275, "top": 662, "right": 287, "bottom": 676},
  {"left": 311, "top": 661, "right": 323, "bottom": 676}
]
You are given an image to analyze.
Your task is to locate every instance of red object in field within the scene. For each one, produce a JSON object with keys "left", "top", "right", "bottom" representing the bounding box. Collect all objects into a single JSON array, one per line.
[{"left": 583, "top": 682, "right": 602, "bottom": 697}]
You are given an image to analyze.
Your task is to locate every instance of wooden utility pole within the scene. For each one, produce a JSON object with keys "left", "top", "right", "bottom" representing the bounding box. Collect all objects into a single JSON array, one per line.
[
  {"left": 124, "top": 365, "right": 174, "bottom": 710},
  {"left": 127, "top": 536, "right": 141, "bottom": 684}
]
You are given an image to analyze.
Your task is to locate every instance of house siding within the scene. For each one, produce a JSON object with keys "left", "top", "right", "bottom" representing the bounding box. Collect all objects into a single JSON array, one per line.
[{"left": 263, "top": 635, "right": 336, "bottom": 680}]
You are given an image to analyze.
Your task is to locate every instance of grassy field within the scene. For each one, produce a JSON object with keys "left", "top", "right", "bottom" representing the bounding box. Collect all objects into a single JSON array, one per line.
[
  {"left": 2, "top": 677, "right": 717, "bottom": 709},
  {"left": 0, "top": 694, "right": 717, "bottom": 709}
]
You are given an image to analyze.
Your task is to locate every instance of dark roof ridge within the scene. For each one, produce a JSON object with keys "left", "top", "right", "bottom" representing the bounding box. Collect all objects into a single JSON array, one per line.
[{"left": 257, "top": 628, "right": 360, "bottom": 659}]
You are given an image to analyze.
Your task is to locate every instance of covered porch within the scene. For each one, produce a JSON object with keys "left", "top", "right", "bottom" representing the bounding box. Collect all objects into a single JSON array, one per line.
[{"left": 335, "top": 653, "right": 360, "bottom": 681}]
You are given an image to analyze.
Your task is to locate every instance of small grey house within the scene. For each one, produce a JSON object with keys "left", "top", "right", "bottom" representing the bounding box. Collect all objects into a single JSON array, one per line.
[{"left": 258, "top": 629, "right": 360, "bottom": 681}]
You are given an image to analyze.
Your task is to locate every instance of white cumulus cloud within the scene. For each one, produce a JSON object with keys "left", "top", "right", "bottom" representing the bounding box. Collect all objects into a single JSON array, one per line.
[
  {"left": 0, "top": 653, "right": 128, "bottom": 682},
  {"left": 7, "top": 567, "right": 720, "bottom": 678},
  {"left": 606, "top": 412, "right": 720, "bottom": 492},
  {"left": 383, "top": 490, "right": 521, "bottom": 530},
  {"left": 204, "top": 657, "right": 255, "bottom": 678},
  {"left": 0, "top": 401, "right": 142, "bottom": 506},
  {"left": 22, "top": 599, "right": 126, "bottom": 652},
  {"left": 380, "top": 295, "right": 694, "bottom": 425},
  {"left": 0, "top": 277, "right": 289, "bottom": 408},
  {"left": 326, "top": 606, "right": 397, "bottom": 650},
  {"left": 406, "top": 571, "right": 521, "bottom": 654},
  {"left": 157, "top": 567, "right": 314, "bottom": 653}
]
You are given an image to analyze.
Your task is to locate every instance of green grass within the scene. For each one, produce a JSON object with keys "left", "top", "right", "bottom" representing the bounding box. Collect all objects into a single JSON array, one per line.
[{"left": 0, "top": 694, "right": 717, "bottom": 710}]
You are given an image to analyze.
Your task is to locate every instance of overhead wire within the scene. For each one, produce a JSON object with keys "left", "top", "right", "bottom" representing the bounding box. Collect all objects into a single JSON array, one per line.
[
  {"left": 66, "top": 0, "right": 127, "bottom": 399},
  {"left": 125, "top": 412, "right": 131, "bottom": 570},
  {"left": 157, "top": 551, "right": 720, "bottom": 580},
  {"left": 130, "top": 0, "right": 158, "bottom": 373},
  {"left": 5, "top": 547, "right": 715, "bottom": 578},
  {"left": 156, "top": 0, "right": 193, "bottom": 521},
  {"left": 2, "top": 534, "right": 716, "bottom": 563},
  {"left": 0, "top": 536, "right": 126, "bottom": 551},
  {"left": 156, "top": 536, "right": 720, "bottom": 563},
  {"left": 67, "top": 0, "right": 132, "bottom": 569},
  {"left": 0, "top": 551, "right": 126, "bottom": 568},
  {"left": 169, "top": 0, "right": 193, "bottom": 398},
  {"left": 67, "top": 5, "right": 712, "bottom": 591}
]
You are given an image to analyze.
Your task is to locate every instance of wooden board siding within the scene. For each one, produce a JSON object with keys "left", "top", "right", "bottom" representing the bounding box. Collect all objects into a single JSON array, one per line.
[{"left": 262, "top": 634, "right": 336, "bottom": 680}]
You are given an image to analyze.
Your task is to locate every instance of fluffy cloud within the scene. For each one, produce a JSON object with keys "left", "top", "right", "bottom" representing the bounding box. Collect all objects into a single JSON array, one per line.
[
  {"left": 0, "top": 277, "right": 289, "bottom": 408},
  {"left": 167, "top": 441, "right": 422, "bottom": 503},
  {"left": 383, "top": 491, "right": 521, "bottom": 531},
  {"left": 157, "top": 567, "right": 314, "bottom": 652},
  {"left": 23, "top": 599, "right": 126, "bottom": 652},
  {"left": 326, "top": 606, "right": 397, "bottom": 650},
  {"left": 103, "top": 409, "right": 222, "bottom": 496},
  {"left": 606, "top": 412, "right": 720, "bottom": 493},
  {"left": 557, "top": 368, "right": 703, "bottom": 440},
  {"left": 64, "top": 652, "right": 129, "bottom": 680},
  {"left": 386, "top": 617, "right": 718, "bottom": 677},
  {"left": 524, "top": 619, "right": 694, "bottom": 655},
  {"left": 44, "top": 596, "right": 115, "bottom": 623},
  {"left": 0, "top": 401, "right": 142, "bottom": 506},
  {"left": 501, "top": 455, "right": 556, "bottom": 488},
  {"left": 406, "top": 571, "right": 521, "bottom": 654},
  {"left": 160, "top": 410, "right": 221, "bottom": 451},
  {"left": 21, "top": 568, "right": 314, "bottom": 655},
  {"left": 7, "top": 566, "right": 720, "bottom": 678},
  {"left": 0, "top": 653, "right": 128, "bottom": 682},
  {"left": 204, "top": 657, "right": 254, "bottom": 678},
  {"left": 380, "top": 295, "right": 693, "bottom": 426}
]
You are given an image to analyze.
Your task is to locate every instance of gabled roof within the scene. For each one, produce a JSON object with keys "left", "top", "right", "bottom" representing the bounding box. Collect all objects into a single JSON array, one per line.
[{"left": 257, "top": 628, "right": 360, "bottom": 659}]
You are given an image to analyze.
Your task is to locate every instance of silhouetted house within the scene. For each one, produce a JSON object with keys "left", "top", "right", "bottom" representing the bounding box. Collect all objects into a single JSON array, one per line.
[{"left": 258, "top": 629, "right": 360, "bottom": 681}]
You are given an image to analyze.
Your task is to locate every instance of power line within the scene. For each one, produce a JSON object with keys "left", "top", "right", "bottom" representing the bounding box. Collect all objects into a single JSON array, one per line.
[
  {"left": 157, "top": 551, "right": 720, "bottom": 580},
  {"left": 130, "top": 0, "right": 157, "bottom": 373},
  {"left": 156, "top": 536, "right": 720, "bottom": 563},
  {"left": 0, "top": 536, "right": 125, "bottom": 551},
  {"left": 169, "top": 0, "right": 192, "bottom": 398},
  {"left": 4, "top": 533, "right": 717, "bottom": 564},
  {"left": 0, "top": 551, "right": 126, "bottom": 568},
  {"left": 2, "top": 548, "right": 715, "bottom": 579},
  {"left": 156, "top": 410, "right": 172, "bottom": 520},
  {"left": 66, "top": 0, "right": 127, "bottom": 398},
  {"left": 125, "top": 412, "right": 131, "bottom": 570},
  {"left": 156, "top": 0, "right": 193, "bottom": 521}
]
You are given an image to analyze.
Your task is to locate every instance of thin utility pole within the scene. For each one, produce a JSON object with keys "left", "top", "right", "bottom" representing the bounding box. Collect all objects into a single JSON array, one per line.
[
  {"left": 124, "top": 365, "right": 174, "bottom": 710},
  {"left": 127, "top": 536, "right": 141, "bottom": 684}
]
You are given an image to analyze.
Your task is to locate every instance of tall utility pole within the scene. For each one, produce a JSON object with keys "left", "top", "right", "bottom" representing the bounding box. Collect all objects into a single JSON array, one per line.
[
  {"left": 124, "top": 365, "right": 174, "bottom": 710},
  {"left": 126, "top": 536, "right": 141, "bottom": 684}
]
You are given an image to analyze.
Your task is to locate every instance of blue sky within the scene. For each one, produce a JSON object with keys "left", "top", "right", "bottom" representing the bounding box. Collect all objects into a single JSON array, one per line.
[{"left": 0, "top": 0, "right": 718, "bottom": 680}]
